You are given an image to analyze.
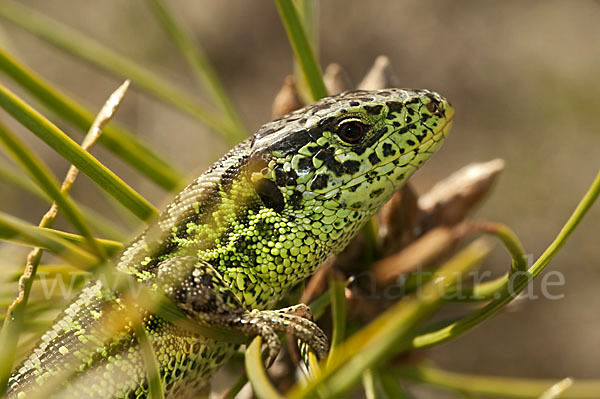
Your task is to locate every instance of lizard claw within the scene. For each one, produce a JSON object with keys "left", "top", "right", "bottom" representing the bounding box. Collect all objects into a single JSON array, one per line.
[{"left": 239, "top": 304, "right": 329, "bottom": 367}]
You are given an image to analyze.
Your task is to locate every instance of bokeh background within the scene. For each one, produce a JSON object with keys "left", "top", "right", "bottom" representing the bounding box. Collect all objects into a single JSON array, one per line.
[{"left": 0, "top": 0, "right": 598, "bottom": 393}]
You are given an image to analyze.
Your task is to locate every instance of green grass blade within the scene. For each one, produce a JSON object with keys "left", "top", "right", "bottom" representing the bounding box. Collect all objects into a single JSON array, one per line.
[
  {"left": 0, "top": 84, "right": 159, "bottom": 221},
  {"left": 294, "top": 0, "right": 318, "bottom": 48},
  {"left": 146, "top": 0, "right": 247, "bottom": 140},
  {"left": 73, "top": 206, "right": 128, "bottom": 242},
  {"left": 0, "top": 211, "right": 98, "bottom": 268},
  {"left": 0, "top": 157, "right": 128, "bottom": 241},
  {"left": 245, "top": 337, "right": 283, "bottom": 399},
  {"left": 379, "top": 372, "right": 410, "bottom": 398},
  {"left": 223, "top": 374, "right": 249, "bottom": 399},
  {"left": 45, "top": 229, "right": 122, "bottom": 257},
  {"left": 0, "top": 221, "right": 123, "bottom": 257},
  {"left": 0, "top": 122, "right": 105, "bottom": 258},
  {"left": 0, "top": 0, "right": 239, "bottom": 144},
  {"left": 327, "top": 277, "right": 346, "bottom": 366},
  {"left": 275, "top": 0, "right": 328, "bottom": 101},
  {"left": 0, "top": 47, "right": 184, "bottom": 190},
  {"left": 362, "top": 369, "right": 386, "bottom": 399},
  {"left": 308, "top": 287, "right": 331, "bottom": 320},
  {"left": 291, "top": 0, "right": 319, "bottom": 101},
  {"left": 0, "top": 155, "right": 48, "bottom": 199},
  {"left": 135, "top": 323, "right": 164, "bottom": 399},
  {"left": 394, "top": 364, "right": 600, "bottom": 399}
]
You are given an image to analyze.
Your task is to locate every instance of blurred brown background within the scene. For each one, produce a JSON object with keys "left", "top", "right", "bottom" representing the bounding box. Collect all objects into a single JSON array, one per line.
[{"left": 0, "top": 0, "right": 598, "bottom": 389}]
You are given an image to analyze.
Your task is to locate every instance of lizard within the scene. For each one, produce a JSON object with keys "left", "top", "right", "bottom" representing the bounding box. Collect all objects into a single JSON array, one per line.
[{"left": 6, "top": 88, "right": 454, "bottom": 398}]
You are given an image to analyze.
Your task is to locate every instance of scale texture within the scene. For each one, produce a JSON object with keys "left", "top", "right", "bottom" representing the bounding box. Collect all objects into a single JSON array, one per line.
[{"left": 8, "top": 88, "right": 454, "bottom": 398}]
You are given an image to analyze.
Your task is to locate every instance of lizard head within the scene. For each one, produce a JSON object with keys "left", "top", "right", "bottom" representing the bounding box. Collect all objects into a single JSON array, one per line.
[{"left": 250, "top": 89, "right": 453, "bottom": 218}]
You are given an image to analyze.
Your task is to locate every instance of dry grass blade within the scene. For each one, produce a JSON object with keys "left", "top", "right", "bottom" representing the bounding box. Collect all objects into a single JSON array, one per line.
[{"left": 538, "top": 378, "right": 574, "bottom": 399}]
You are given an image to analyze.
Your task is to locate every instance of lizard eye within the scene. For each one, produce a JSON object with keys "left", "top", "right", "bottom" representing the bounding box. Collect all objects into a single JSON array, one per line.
[
  {"left": 425, "top": 100, "right": 440, "bottom": 114},
  {"left": 337, "top": 120, "right": 367, "bottom": 143}
]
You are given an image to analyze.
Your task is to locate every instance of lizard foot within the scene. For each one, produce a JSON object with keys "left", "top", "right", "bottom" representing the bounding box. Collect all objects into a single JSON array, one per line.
[{"left": 239, "top": 304, "right": 329, "bottom": 367}]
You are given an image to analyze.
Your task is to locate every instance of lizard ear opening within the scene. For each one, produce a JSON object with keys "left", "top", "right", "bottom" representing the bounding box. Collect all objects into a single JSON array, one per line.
[{"left": 253, "top": 178, "right": 285, "bottom": 213}]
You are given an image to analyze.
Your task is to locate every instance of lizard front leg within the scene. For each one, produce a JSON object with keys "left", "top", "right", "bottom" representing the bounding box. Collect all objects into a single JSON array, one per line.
[{"left": 156, "top": 256, "right": 329, "bottom": 365}]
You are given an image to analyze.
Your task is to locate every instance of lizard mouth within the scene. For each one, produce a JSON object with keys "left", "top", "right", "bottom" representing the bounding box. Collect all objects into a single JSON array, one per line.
[
  {"left": 347, "top": 114, "right": 453, "bottom": 188},
  {"left": 441, "top": 106, "right": 455, "bottom": 137}
]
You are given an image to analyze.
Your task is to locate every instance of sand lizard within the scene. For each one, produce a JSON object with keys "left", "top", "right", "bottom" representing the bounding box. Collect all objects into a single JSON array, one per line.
[{"left": 7, "top": 88, "right": 454, "bottom": 398}]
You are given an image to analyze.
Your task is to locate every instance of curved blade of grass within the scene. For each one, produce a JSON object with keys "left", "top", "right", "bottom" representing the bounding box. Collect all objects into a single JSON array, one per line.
[
  {"left": 0, "top": 84, "right": 159, "bottom": 221},
  {"left": 0, "top": 155, "right": 47, "bottom": 198},
  {"left": 0, "top": 121, "right": 105, "bottom": 258},
  {"left": 0, "top": 300, "right": 57, "bottom": 317},
  {"left": 0, "top": 318, "right": 52, "bottom": 333},
  {"left": 275, "top": 0, "right": 328, "bottom": 101},
  {"left": 294, "top": 0, "right": 318, "bottom": 49},
  {"left": 0, "top": 47, "right": 184, "bottom": 190},
  {"left": 245, "top": 337, "right": 283, "bottom": 399},
  {"left": 379, "top": 372, "right": 410, "bottom": 398},
  {"left": 308, "top": 286, "right": 331, "bottom": 320},
  {"left": 134, "top": 323, "right": 164, "bottom": 399},
  {"left": 0, "top": 211, "right": 98, "bottom": 268},
  {"left": 394, "top": 365, "right": 600, "bottom": 399},
  {"left": 327, "top": 277, "right": 346, "bottom": 366},
  {"left": 0, "top": 222, "right": 122, "bottom": 257},
  {"left": 362, "top": 369, "right": 391, "bottom": 399},
  {"left": 0, "top": 0, "right": 241, "bottom": 144},
  {"left": 146, "top": 0, "right": 246, "bottom": 139},
  {"left": 223, "top": 374, "right": 249, "bottom": 399},
  {"left": 291, "top": 0, "right": 319, "bottom": 101},
  {"left": 442, "top": 221, "right": 527, "bottom": 302},
  {"left": 288, "top": 239, "right": 492, "bottom": 399},
  {"left": 42, "top": 228, "right": 122, "bottom": 257},
  {"left": 72, "top": 205, "right": 128, "bottom": 242},
  {"left": 406, "top": 171, "right": 600, "bottom": 349}
]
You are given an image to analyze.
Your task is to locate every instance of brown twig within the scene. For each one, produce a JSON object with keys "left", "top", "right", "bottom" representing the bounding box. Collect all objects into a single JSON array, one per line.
[
  {"left": 373, "top": 225, "right": 465, "bottom": 285},
  {"left": 323, "top": 63, "right": 352, "bottom": 95},
  {"left": 418, "top": 159, "right": 505, "bottom": 227},
  {"left": 377, "top": 184, "right": 421, "bottom": 255},
  {"left": 358, "top": 55, "right": 400, "bottom": 90},
  {"left": 272, "top": 75, "right": 304, "bottom": 118}
]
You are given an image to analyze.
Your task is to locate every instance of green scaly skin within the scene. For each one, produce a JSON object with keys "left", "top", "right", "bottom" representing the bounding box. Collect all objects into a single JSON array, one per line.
[{"left": 7, "top": 88, "right": 454, "bottom": 398}]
